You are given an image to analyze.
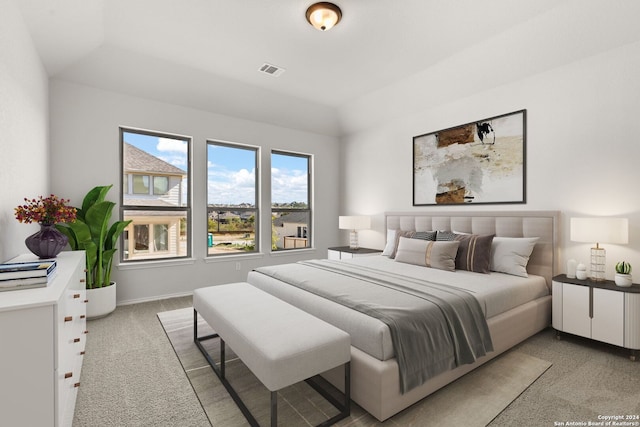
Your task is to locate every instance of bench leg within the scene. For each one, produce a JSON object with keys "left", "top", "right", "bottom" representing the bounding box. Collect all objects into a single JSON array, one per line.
[
  {"left": 271, "top": 392, "right": 277, "bottom": 427},
  {"left": 306, "top": 362, "right": 351, "bottom": 427},
  {"left": 194, "top": 308, "right": 350, "bottom": 427}
]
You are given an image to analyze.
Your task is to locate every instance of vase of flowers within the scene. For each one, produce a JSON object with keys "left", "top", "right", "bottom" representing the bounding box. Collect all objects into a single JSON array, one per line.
[{"left": 15, "top": 194, "right": 77, "bottom": 258}]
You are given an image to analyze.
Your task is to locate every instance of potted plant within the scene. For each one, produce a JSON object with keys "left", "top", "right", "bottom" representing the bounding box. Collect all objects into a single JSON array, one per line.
[
  {"left": 614, "top": 261, "right": 633, "bottom": 287},
  {"left": 57, "top": 185, "right": 131, "bottom": 318}
]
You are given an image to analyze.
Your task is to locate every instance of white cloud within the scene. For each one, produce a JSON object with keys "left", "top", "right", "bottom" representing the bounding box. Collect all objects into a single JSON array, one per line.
[
  {"left": 271, "top": 167, "right": 307, "bottom": 204},
  {"left": 157, "top": 137, "right": 188, "bottom": 154},
  {"left": 208, "top": 168, "right": 256, "bottom": 205}
]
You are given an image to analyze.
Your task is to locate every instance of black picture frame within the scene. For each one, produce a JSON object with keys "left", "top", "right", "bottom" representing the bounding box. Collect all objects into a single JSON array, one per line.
[{"left": 413, "top": 109, "right": 526, "bottom": 206}]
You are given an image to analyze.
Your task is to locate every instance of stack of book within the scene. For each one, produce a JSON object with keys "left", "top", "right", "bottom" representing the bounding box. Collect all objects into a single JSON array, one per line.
[{"left": 0, "top": 260, "right": 57, "bottom": 291}]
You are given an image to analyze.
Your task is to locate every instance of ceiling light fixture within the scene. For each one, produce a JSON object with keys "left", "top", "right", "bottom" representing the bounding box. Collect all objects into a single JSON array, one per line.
[{"left": 305, "top": 2, "right": 342, "bottom": 31}]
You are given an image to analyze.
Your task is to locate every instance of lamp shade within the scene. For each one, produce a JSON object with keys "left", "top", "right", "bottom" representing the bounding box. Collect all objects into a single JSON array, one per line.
[
  {"left": 570, "top": 217, "right": 628, "bottom": 245},
  {"left": 338, "top": 215, "right": 371, "bottom": 230},
  {"left": 306, "top": 2, "right": 342, "bottom": 31}
]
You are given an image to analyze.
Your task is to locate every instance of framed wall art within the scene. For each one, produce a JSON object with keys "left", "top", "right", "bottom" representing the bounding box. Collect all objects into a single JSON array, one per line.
[{"left": 413, "top": 109, "right": 526, "bottom": 206}]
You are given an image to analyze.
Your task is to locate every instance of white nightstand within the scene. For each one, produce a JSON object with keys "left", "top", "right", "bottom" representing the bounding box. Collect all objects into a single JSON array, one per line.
[
  {"left": 552, "top": 274, "right": 640, "bottom": 360},
  {"left": 327, "top": 246, "right": 382, "bottom": 260}
]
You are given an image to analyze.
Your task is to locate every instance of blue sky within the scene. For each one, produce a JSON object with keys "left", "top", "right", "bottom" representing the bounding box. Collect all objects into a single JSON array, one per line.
[{"left": 124, "top": 132, "right": 308, "bottom": 205}]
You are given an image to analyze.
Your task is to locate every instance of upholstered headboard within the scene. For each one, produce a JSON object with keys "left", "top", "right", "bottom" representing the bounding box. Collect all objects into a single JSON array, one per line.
[{"left": 385, "top": 211, "right": 560, "bottom": 288}]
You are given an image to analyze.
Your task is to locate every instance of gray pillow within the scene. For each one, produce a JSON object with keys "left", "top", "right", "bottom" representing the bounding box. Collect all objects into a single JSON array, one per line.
[
  {"left": 436, "top": 230, "right": 457, "bottom": 241},
  {"left": 454, "top": 234, "right": 495, "bottom": 273},
  {"left": 394, "top": 237, "right": 460, "bottom": 271},
  {"left": 413, "top": 231, "right": 437, "bottom": 241}
]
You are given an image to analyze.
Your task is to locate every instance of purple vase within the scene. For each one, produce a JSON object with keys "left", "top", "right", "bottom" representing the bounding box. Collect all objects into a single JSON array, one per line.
[{"left": 25, "top": 223, "right": 68, "bottom": 259}]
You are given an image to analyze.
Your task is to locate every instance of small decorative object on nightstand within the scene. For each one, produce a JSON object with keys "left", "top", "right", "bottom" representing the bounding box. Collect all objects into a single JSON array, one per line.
[
  {"left": 614, "top": 261, "right": 633, "bottom": 287},
  {"left": 575, "top": 263, "right": 587, "bottom": 280},
  {"left": 567, "top": 259, "right": 577, "bottom": 279}
]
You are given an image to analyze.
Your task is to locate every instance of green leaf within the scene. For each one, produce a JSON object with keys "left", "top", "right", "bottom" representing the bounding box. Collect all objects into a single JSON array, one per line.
[{"left": 64, "top": 185, "right": 128, "bottom": 290}]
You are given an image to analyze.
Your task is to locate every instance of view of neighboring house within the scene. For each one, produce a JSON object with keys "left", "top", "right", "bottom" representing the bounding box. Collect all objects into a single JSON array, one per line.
[
  {"left": 273, "top": 211, "right": 309, "bottom": 249},
  {"left": 122, "top": 143, "right": 187, "bottom": 260}
]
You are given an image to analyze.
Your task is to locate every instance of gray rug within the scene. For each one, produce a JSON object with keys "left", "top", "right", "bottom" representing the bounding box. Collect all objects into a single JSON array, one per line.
[{"left": 158, "top": 307, "right": 552, "bottom": 426}]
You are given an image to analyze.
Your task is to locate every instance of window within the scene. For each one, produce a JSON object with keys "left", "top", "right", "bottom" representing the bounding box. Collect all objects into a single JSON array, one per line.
[
  {"left": 271, "top": 151, "right": 311, "bottom": 251},
  {"left": 153, "top": 176, "right": 169, "bottom": 195},
  {"left": 207, "top": 141, "right": 258, "bottom": 255},
  {"left": 121, "top": 128, "right": 190, "bottom": 261}
]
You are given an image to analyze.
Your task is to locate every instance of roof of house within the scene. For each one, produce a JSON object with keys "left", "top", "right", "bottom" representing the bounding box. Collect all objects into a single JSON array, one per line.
[
  {"left": 124, "top": 143, "right": 186, "bottom": 176},
  {"left": 273, "top": 211, "right": 308, "bottom": 227}
]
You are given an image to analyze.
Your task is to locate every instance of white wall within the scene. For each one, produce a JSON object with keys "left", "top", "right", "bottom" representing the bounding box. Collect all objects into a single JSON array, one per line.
[
  {"left": 340, "top": 39, "right": 640, "bottom": 280},
  {"left": 0, "top": 0, "right": 49, "bottom": 262},
  {"left": 50, "top": 80, "right": 340, "bottom": 303}
]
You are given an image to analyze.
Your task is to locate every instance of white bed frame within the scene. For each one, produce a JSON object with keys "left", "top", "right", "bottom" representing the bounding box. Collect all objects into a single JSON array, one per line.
[{"left": 318, "top": 210, "right": 559, "bottom": 421}]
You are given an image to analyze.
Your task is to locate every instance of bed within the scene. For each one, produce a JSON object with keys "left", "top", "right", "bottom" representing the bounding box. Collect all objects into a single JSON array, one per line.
[{"left": 247, "top": 211, "right": 559, "bottom": 421}]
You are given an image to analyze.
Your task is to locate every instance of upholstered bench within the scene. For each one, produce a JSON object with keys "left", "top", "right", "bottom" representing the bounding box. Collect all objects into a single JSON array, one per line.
[{"left": 193, "top": 282, "right": 351, "bottom": 427}]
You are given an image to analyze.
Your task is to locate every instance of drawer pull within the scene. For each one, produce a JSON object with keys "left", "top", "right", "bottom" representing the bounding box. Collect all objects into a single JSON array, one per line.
[
  {"left": 80, "top": 351, "right": 86, "bottom": 356},
  {"left": 64, "top": 316, "right": 73, "bottom": 322},
  {"left": 74, "top": 382, "right": 80, "bottom": 388},
  {"left": 80, "top": 315, "right": 86, "bottom": 319},
  {"left": 84, "top": 299, "right": 89, "bottom": 303},
  {"left": 73, "top": 293, "right": 80, "bottom": 299},
  {"left": 64, "top": 372, "right": 73, "bottom": 379},
  {"left": 84, "top": 330, "right": 89, "bottom": 334},
  {"left": 80, "top": 279, "right": 86, "bottom": 283},
  {"left": 74, "top": 338, "right": 80, "bottom": 343}
]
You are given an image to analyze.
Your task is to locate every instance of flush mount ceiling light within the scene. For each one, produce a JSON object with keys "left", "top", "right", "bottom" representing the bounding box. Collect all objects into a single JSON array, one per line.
[{"left": 305, "top": 2, "right": 342, "bottom": 31}]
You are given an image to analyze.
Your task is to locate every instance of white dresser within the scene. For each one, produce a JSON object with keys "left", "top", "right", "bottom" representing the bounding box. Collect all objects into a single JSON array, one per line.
[{"left": 0, "top": 251, "right": 87, "bottom": 427}]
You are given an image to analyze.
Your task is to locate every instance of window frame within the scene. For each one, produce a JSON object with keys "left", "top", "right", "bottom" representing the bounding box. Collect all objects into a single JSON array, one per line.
[
  {"left": 120, "top": 127, "right": 192, "bottom": 263},
  {"left": 206, "top": 140, "right": 260, "bottom": 257},
  {"left": 271, "top": 150, "right": 312, "bottom": 252}
]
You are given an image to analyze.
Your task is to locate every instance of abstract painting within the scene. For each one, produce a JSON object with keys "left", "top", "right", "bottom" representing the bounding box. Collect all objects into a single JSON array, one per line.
[{"left": 413, "top": 110, "right": 526, "bottom": 206}]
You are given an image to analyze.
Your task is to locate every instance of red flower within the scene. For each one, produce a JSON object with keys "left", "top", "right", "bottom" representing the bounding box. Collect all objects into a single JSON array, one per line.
[{"left": 15, "top": 194, "right": 77, "bottom": 225}]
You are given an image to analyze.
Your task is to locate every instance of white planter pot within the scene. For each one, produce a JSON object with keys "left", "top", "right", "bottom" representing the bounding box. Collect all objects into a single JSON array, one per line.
[
  {"left": 614, "top": 274, "right": 633, "bottom": 287},
  {"left": 86, "top": 282, "right": 117, "bottom": 319}
]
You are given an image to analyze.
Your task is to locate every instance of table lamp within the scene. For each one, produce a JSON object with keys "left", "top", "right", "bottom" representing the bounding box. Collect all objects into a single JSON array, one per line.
[
  {"left": 570, "top": 217, "right": 628, "bottom": 281},
  {"left": 338, "top": 216, "right": 371, "bottom": 250}
]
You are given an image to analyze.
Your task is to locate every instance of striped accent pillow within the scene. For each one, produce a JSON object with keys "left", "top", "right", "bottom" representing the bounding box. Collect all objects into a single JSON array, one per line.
[
  {"left": 394, "top": 237, "right": 459, "bottom": 271},
  {"left": 454, "top": 234, "right": 495, "bottom": 273}
]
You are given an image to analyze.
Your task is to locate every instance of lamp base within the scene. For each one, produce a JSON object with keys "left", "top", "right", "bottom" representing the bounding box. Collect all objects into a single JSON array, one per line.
[
  {"left": 349, "top": 230, "right": 359, "bottom": 250},
  {"left": 590, "top": 247, "right": 606, "bottom": 281}
]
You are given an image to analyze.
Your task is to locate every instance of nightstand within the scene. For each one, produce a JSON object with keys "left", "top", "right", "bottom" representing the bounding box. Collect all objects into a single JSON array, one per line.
[
  {"left": 552, "top": 274, "right": 640, "bottom": 360},
  {"left": 327, "top": 246, "right": 382, "bottom": 260}
]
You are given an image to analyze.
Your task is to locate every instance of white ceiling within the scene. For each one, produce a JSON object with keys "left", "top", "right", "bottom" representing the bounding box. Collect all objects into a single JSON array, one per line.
[{"left": 14, "top": 0, "right": 640, "bottom": 136}]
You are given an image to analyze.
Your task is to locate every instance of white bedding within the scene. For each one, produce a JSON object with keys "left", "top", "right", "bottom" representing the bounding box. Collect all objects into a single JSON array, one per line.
[{"left": 247, "top": 255, "right": 548, "bottom": 362}]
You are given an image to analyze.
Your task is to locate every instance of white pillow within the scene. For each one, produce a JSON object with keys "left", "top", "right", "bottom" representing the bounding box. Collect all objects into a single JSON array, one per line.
[
  {"left": 382, "top": 229, "right": 397, "bottom": 256},
  {"left": 490, "top": 237, "right": 539, "bottom": 278}
]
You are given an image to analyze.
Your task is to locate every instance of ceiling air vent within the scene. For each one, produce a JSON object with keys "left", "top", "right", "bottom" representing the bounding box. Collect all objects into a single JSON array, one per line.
[{"left": 258, "top": 62, "right": 286, "bottom": 77}]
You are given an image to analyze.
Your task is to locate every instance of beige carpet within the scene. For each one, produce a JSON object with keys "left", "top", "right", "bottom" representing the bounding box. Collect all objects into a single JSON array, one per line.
[{"left": 158, "top": 307, "right": 552, "bottom": 427}]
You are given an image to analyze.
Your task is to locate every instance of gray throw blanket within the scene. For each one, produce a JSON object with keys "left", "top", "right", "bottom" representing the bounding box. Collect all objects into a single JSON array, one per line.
[{"left": 254, "top": 259, "right": 493, "bottom": 393}]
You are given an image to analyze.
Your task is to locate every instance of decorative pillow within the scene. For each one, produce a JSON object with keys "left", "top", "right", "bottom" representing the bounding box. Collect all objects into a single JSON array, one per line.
[
  {"left": 382, "top": 230, "right": 416, "bottom": 258},
  {"left": 490, "top": 237, "right": 539, "bottom": 278},
  {"left": 454, "top": 234, "right": 495, "bottom": 273},
  {"left": 413, "top": 231, "right": 437, "bottom": 241},
  {"left": 394, "top": 237, "right": 460, "bottom": 271},
  {"left": 436, "top": 230, "right": 457, "bottom": 241},
  {"left": 381, "top": 229, "right": 397, "bottom": 256}
]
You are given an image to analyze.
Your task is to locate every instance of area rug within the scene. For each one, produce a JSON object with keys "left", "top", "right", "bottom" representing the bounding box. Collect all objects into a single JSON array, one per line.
[{"left": 158, "top": 307, "right": 552, "bottom": 427}]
